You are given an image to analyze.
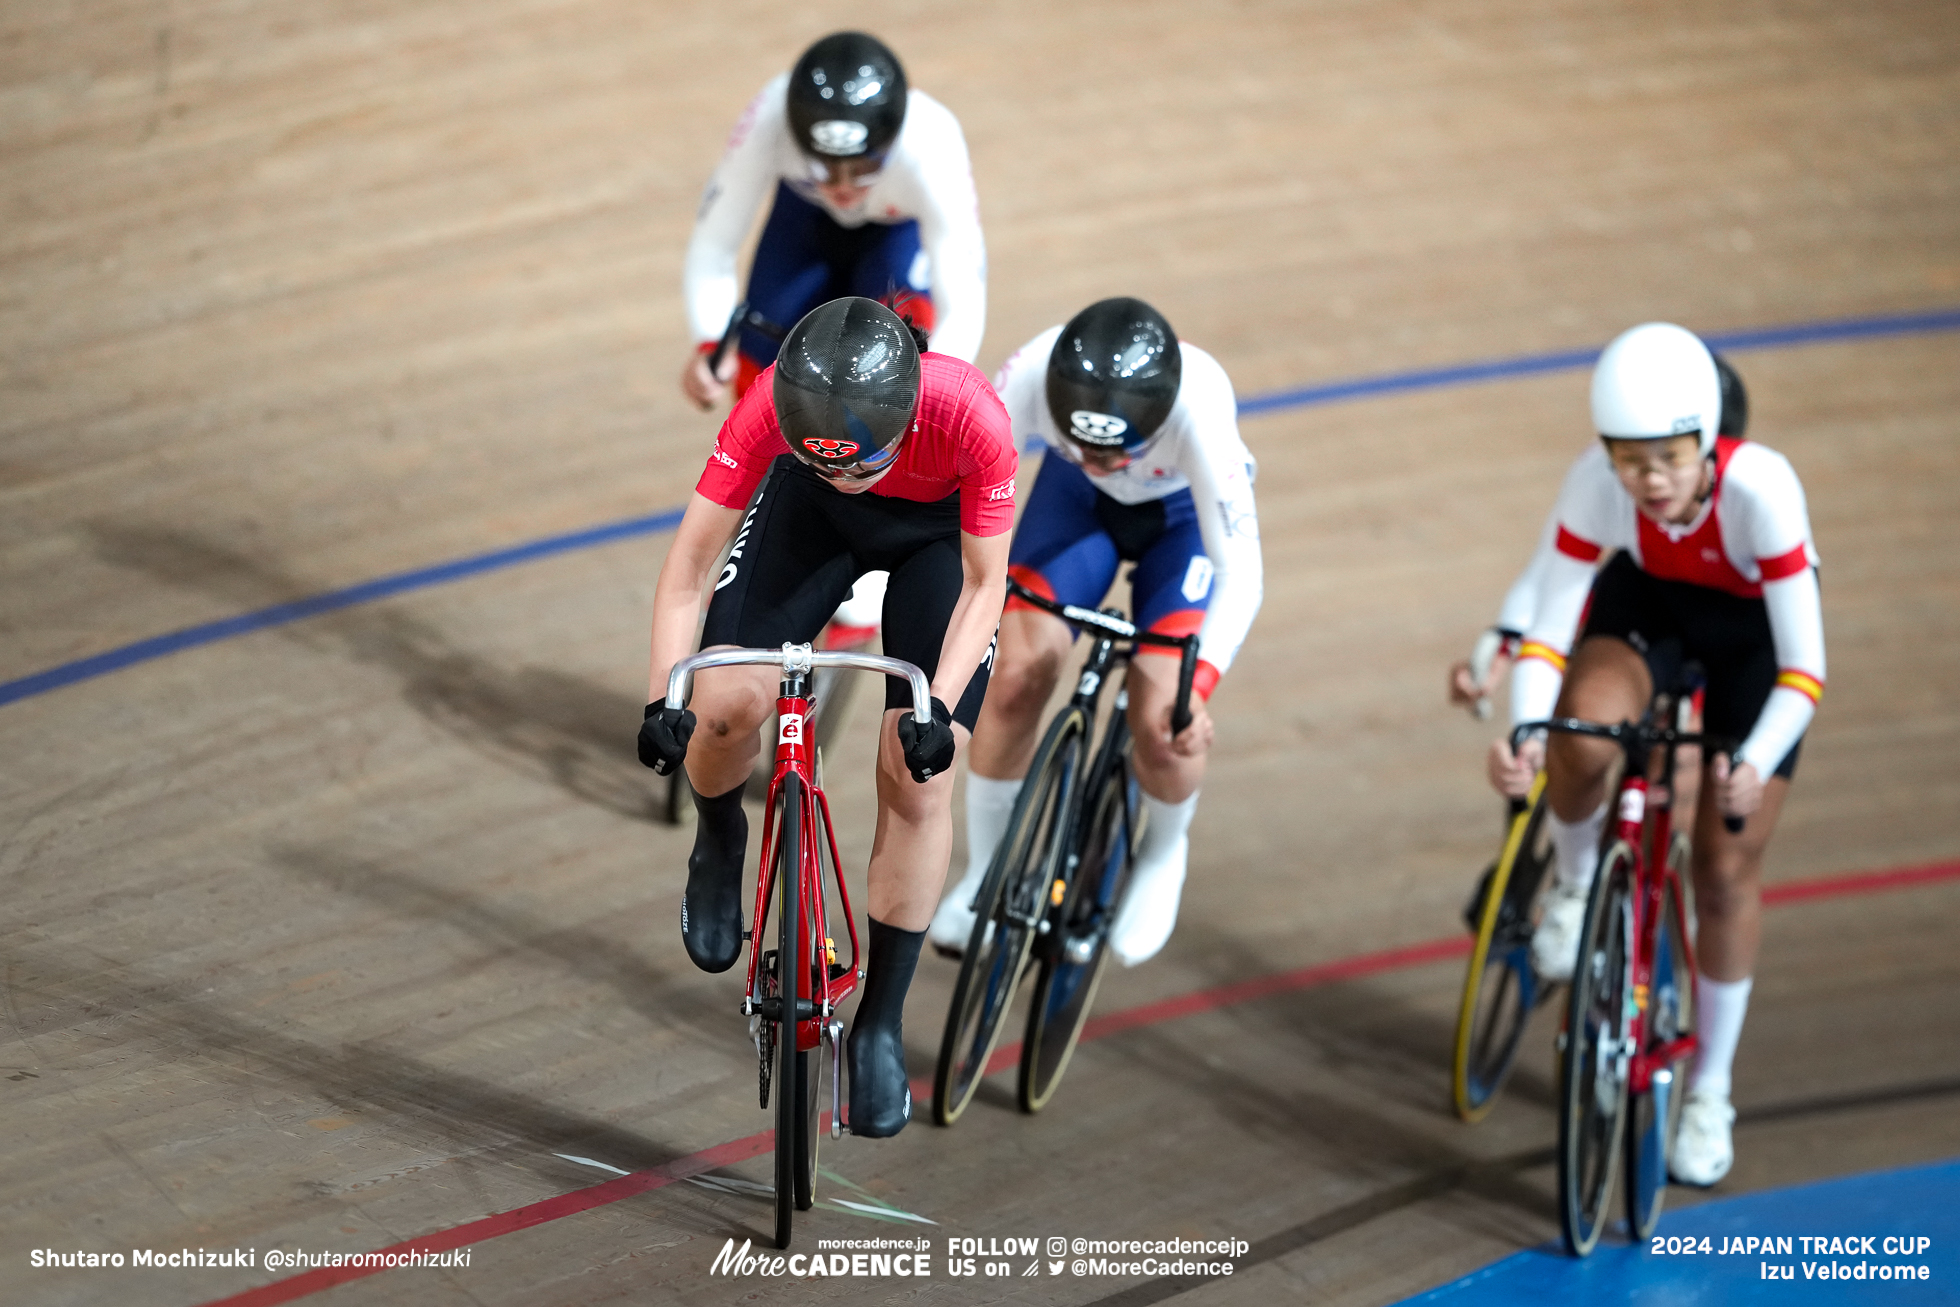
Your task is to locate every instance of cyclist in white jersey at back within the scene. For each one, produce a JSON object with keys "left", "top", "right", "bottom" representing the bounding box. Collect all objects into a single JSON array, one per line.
[
  {"left": 926, "top": 298, "right": 1264, "bottom": 967},
  {"left": 678, "top": 31, "right": 985, "bottom": 409},
  {"left": 1466, "top": 325, "right": 1825, "bottom": 1187}
]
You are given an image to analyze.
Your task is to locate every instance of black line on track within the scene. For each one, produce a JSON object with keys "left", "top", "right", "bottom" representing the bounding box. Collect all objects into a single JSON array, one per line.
[{"left": 1080, "top": 1077, "right": 1960, "bottom": 1305}]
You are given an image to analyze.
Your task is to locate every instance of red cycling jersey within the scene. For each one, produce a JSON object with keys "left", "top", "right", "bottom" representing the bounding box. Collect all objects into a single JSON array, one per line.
[{"left": 696, "top": 353, "right": 1019, "bottom": 536}]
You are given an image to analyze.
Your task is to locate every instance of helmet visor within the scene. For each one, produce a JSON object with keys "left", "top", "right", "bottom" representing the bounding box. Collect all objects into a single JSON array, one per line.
[{"left": 798, "top": 432, "right": 906, "bottom": 484}]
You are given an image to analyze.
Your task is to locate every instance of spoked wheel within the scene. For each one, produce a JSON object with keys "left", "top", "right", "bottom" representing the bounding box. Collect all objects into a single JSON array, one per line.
[
  {"left": 1451, "top": 773, "right": 1553, "bottom": 1122},
  {"left": 933, "top": 707, "right": 1086, "bottom": 1126},
  {"left": 1624, "top": 834, "right": 1696, "bottom": 1238},
  {"left": 771, "top": 775, "right": 803, "bottom": 1250},
  {"left": 1020, "top": 751, "right": 1132, "bottom": 1113},
  {"left": 1558, "top": 840, "right": 1636, "bottom": 1256}
]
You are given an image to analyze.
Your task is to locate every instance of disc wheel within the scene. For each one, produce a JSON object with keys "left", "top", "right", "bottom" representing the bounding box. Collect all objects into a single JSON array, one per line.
[
  {"left": 1558, "top": 839, "right": 1636, "bottom": 1257},
  {"left": 1624, "top": 833, "right": 1696, "bottom": 1238},
  {"left": 932, "top": 707, "right": 1085, "bottom": 1126},
  {"left": 772, "top": 775, "right": 803, "bottom": 1250},
  {"left": 1451, "top": 773, "right": 1553, "bottom": 1122},
  {"left": 1020, "top": 748, "right": 1132, "bottom": 1113}
]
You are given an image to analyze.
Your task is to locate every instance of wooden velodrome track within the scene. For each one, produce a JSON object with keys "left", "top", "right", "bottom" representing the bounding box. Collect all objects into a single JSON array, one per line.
[{"left": 5, "top": 1, "right": 1958, "bottom": 1303}]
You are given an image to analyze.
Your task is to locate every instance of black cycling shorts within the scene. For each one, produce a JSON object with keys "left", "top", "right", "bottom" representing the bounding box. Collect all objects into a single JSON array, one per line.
[
  {"left": 700, "top": 456, "right": 993, "bottom": 730},
  {"left": 1579, "top": 551, "right": 1800, "bottom": 780}
]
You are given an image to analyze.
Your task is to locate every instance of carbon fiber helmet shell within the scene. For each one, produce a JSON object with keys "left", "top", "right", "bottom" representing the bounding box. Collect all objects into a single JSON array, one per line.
[
  {"left": 1713, "top": 351, "right": 1748, "bottom": 438},
  {"left": 1045, "top": 298, "right": 1182, "bottom": 459},
  {"left": 1590, "top": 322, "right": 1722, "bottom": 456},
  {"left": 786, "top": 32, "right": 907, "bottom": 160},
  {"left": 773, "top": 297, "right": 920, "bottom": 480}
]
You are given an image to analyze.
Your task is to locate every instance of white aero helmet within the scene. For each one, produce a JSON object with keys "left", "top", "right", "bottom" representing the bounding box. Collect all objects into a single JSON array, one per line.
[{"left": 1590, "top": 322, "right": 1722, "bottom": 457}]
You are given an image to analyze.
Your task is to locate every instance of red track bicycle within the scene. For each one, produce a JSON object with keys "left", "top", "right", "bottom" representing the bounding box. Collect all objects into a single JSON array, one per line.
[
  {"left": 663, "top": 642, "right": 933, "bottom": 1251},
  {"left": 1516, "top": 697, "right": 1738, "bottom": 1255}
]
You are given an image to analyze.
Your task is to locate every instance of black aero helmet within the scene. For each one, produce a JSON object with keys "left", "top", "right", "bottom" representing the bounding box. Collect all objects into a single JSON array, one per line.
[
  {"left": 786, "top": 32, "right": 907, "bottom": 161},
  {"left": 774, "top": 297, "right": 920, "bottom": 482},
  {"left": 1045, "top": 298, "right": 1182, "bottom": 462},
  {"left": 1713, "top": 351, "right": 1748, "bottom": 437}
]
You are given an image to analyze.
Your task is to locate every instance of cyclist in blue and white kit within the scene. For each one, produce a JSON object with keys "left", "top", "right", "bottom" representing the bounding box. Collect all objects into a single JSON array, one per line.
[
  {"left": 926, "top": 298, "right": 1264, "bottom": 966},
  {"left": 678, "top": 31, "right": 986, "bottom": 409}
]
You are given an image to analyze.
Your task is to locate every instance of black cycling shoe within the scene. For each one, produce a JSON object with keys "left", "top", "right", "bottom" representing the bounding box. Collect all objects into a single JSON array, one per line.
[
  {"left": 845, "top": 917, "right": 925, "bottom": 1137},
  {"left": 847, "top": 1021, "right": 912, "bottom": 1137},
  {"left": 681, "top": 785, "right": 747, "bottom": 974}
]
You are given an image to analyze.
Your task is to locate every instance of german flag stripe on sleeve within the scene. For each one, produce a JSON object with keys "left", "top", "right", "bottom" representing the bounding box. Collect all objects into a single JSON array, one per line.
[
  {"left": 1775, "top": 669, "right": 1824, "bottom": 704},
  {"left": 1555, "top": 525, "right": 1603, "bottom": 563},
  {"left": 1519, "top": 641, "right": 1568, "bottom": 672},
  {"left": 1759, "top": 543, "right": 1812, "bottom": 581}
]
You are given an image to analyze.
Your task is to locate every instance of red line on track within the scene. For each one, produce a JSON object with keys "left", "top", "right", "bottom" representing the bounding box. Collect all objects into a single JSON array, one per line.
[{"left": 197, "top": 857, "right": 1960, "bottom": 1307}]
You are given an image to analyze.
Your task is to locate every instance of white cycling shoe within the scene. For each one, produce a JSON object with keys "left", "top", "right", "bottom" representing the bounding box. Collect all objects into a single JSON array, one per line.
[
  {"left": 927, "top": 866, "right": 987, "bottom": 958},
  {"left": 1109, "top": 836, "right": 1188, "bottom": 967},
  {"left": 1530, "top": 882, "right": 1589, "bottom": 983},
  {"left": 1669, "top": 1088, "right": 1736, "bottom": 1186}
]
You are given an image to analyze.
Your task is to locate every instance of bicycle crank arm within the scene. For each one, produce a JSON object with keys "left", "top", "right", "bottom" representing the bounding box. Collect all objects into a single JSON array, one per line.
[
  {"left": 828, "top": 1019, "right": 845, "bottom": 1140},
  {"left": 750, "top": 997, "right": 819, "bottom": 1022}
]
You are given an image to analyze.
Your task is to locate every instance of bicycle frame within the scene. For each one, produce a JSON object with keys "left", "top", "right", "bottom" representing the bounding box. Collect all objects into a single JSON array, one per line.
[
  {"left": 1514, "top": 712, "right": 1729, "bottom": 1097},
  {"left": 664, "top": 644, "right": 933, "bottom": 1096}
]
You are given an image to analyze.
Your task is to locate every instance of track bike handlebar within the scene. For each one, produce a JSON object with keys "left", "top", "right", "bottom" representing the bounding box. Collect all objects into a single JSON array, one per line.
[
  {"left": 707, "top": 301, "right": 789, "bottom": 377},
  {"left": 666, "top": 644, "right": 933, "bottom": 725},
  {"left": 1512, "top": 717, "right": 1748, "bottom": 833},
  {"left": 1004, "top": 574, "right": 1202, "bottom": 735}
]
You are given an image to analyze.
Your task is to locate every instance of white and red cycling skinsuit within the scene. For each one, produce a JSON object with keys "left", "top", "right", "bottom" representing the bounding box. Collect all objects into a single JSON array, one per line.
[{"left": 1507, "top": 436, "right": 1825, "bottom": 778}]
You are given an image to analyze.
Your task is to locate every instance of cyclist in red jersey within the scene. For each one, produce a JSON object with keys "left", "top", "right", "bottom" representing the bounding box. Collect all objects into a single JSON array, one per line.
[
  {"left": 637, "top": 297, "right": 1014, "bottom": 1138},
  {"left": 1480, "top": 324, "right": 1825, "bottom": 1186}
]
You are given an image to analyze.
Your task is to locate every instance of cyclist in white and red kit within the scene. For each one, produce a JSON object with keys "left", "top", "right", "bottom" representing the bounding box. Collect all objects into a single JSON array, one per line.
[
  {"left": 1478, "top": 324, "right": 1825, "bottom": 1186},
  {"left": 678, "top": 31, "right": 985, "bottom": 409},
  {"left": 926, "top": 298, "right": 1263, "bottom": 966}
]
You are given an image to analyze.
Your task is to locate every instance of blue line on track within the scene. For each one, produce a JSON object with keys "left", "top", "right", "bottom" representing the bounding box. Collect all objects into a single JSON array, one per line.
[{"left": 5, "top": 305, "right": 1958, "bottom": 710}]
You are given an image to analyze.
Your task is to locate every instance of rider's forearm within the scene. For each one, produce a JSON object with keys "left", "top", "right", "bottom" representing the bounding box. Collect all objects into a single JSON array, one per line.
[
  {"left": 646, "top": 494, "right": 743, "bottom": 701},
  {"left": 930, "top": 574, "right": 1006, "bottom": 708}
]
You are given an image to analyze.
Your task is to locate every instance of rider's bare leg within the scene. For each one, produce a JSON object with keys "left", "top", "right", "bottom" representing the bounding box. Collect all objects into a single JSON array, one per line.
[{"left": 675, "top": 659, "right": 778, "bottom": 973}]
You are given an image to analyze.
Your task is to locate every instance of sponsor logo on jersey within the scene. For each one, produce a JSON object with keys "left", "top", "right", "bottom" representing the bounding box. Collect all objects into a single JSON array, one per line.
[
  {"left": 1219, "top": 498, "right": 1259, "bottom": 539},
  {"left": 1068, "top": 410, "right": 1129, "bottom": 447},
  {"left": 984, "top": 480, "right": 1015, "bottom": 502},
  {"left": 809, "top": 120, "right": 870, "bottom": 156},
  {"left": 711, "top": 442, "right": 738, "bottom": 470},
  {"left": 802, "top": 437, "right": 861, "bottom": 458},
  {"left": 1181, "top": 555, "right": 1214, "bottom": 603}
]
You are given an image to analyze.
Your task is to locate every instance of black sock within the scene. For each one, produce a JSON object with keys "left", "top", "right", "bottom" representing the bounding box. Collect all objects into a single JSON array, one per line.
[
  {"left": 691, "top": 782, "right": 746, "bottom": 857},
  {"left": 855, "top": 917, "right": 925, "bottom": 1036}
]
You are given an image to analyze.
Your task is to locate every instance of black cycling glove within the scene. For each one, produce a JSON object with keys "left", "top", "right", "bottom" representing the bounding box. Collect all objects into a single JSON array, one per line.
[
  {"left": 896, "top": 697, "right": 956, "bottom": 783},
  {"left": 639, "top": 703, "right": 695, "bottom": 775}
]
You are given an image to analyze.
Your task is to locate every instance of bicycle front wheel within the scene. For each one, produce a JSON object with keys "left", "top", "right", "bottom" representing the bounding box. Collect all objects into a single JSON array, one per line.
[
  {"left": 1624, "top": 833, "right": 1696, "bottom": 1238},
  {"left": 1451, "top": 773, "right": 1552, "bottom": 1122},
  {"left": 1020, "top": 746, "right": 1131, "bottom": 1113},
  {"left": 933, "top": 706, "right": 1087, "bottom": 1126},
  {"left": 772, "top": 774, "right": 803, "bottom": 1249},
  {"left": 1558, "top": 839, "right": 1636, "bottom": 1256}
]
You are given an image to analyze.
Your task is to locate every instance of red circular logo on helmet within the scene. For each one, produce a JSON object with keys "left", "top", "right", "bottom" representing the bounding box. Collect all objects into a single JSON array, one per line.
[{"left": 802, "top": 438, "right": 861, "bottom": 458}]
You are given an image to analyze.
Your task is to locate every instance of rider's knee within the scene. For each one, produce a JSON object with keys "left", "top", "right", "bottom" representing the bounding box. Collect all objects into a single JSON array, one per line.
[
  {"left": 1694, "top": 844, "right": 1762, "bottom": 918},
  {"left": 988, "top": 649, "right": 1062, "bottom": 720},
  {"left": 693, "top": 683, "right": 770, "bottom": 742}
]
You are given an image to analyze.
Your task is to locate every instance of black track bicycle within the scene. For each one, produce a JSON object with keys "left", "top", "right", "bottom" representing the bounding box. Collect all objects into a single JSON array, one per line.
[{"left": 932, "top": 577, "right": 1198, "bottom": 1123}]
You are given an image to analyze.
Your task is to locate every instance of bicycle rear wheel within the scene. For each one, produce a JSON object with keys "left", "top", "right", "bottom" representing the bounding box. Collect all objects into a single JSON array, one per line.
[
  {"left": 772, "top": 774, "right": 803, "bottom": 1249},
  {"left": 1451, "top": 773, "right": 1552, "bottom": 1122},
  {"left": 1624, "top": 833, "right": 1696, "bottom": 1238},
  {"left": 932, "top": 706, "right": 1086, "bottom": 1126},
  {"left": 1558, "top": 839, "right": 1636, "bottom": 1256},
  {"left": 1019, "top": 743, "right": 1132, "bottom": 1113}
]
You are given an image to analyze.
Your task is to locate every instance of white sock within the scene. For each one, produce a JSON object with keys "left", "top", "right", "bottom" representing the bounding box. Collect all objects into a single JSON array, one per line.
[
  {"left": 1549, "top": 801, "right": 1608, "bottom": 893},
  {"left": 1136, "top": 789, "right": 1200, "bottom": 876},
  {"left": 959, "top": 772, "right": 1022, "bottom": 892},
  {"left": 1690, "top": 973, "right": 1753, "bottom": 1100}
]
